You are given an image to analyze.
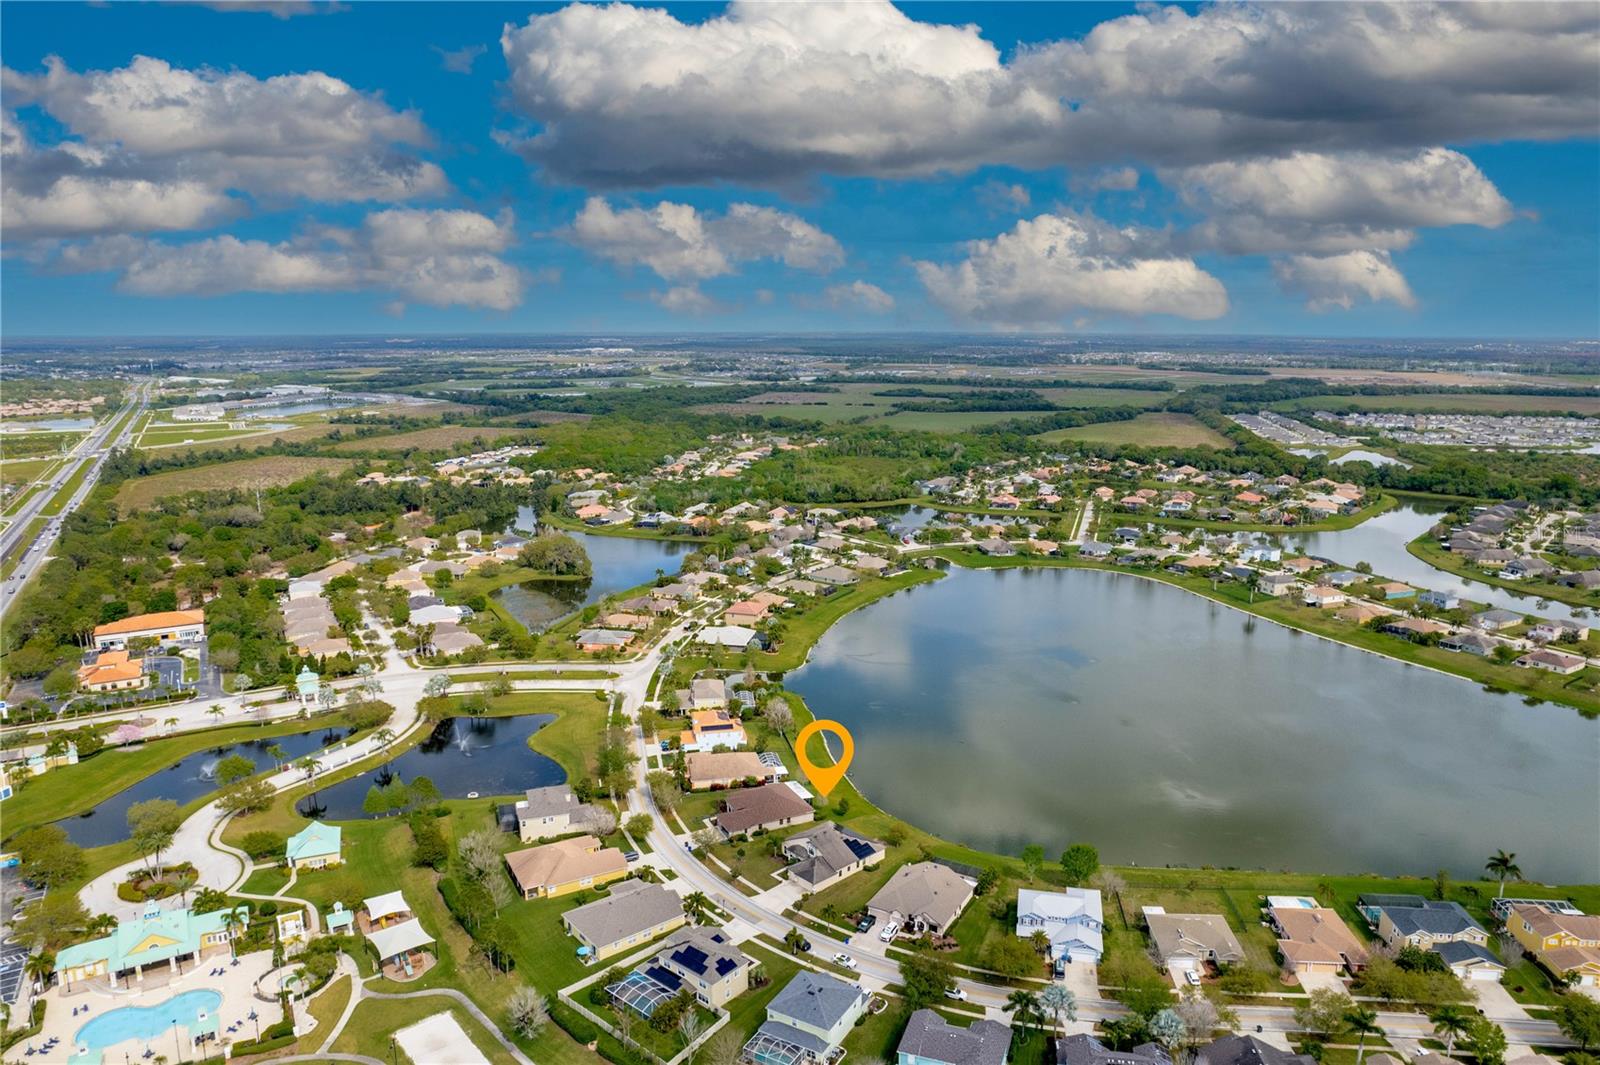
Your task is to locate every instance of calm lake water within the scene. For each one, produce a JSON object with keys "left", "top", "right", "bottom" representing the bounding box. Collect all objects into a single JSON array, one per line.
[
  {"left": 788, "top": 565, "right": 1598, "bottom": 881},
  {"left": 495, "top": 521, "right": 689, "bottom": 631},
  {"left": 1276, "top": 501, "right": 1585, "bottom": 623},
  {"left": 58, "top": 727, "right": 351, "bottom": 847},
  {"left": 295, "top": 715, "right": 563, "bottom": 820}
]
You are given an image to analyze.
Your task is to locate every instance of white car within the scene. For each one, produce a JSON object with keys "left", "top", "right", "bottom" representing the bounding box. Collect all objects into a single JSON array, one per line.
[
  {"left": 832, "top": 953, "right": 857, "bottom": 970},
  {"left": 878, "top": 921, "right": 900, "bottom": 942},
  {"left": 1184, "top": 970, "right": 1201, "bottom": 987},
  {"left": 944, "top": 987, "right": 968, "bottom": 1001}
]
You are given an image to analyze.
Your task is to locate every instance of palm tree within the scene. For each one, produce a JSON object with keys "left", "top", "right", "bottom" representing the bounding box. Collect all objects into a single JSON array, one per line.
[
  {"left": 1345, "top": 1005, "right": 1382, "bottom": 1065},
  {"left": 684, "top": 892, "right": 711, "bottom": 925},
  {"left": 164, "top": 716, "right": 179, "bottom": 734},
  {"left": 1431, "top": 1005, "right": 1472, "bottom": 1055},
  {"left": 208, "top": 703, "right": 225, "bottom": 723},
  {"left": 266, "top": 744, "right": 286, "bottom": 770},
  {"left": 1486, "top": 850, "right": 1522, "bottom": 897},
  {"left": 1040, "top": 983, "right": 1076, "bottom": 1032},
  {"left": 226, "top": 907, "right": 249, "bottom": 959},
  {"left": 24, "top": 952, "right": 54, "bottom": 992},
  {"left": 1006, "top": 989, "right": 1043, "bottom": 1036}
]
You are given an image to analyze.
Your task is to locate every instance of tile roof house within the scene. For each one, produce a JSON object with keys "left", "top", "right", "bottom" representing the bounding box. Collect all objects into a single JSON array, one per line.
[
  {"left": 505, "top": 835, "right": 629, "bottom": 899},
  {"left": 562, "top": 879, "right": 687, "bottom": 962},
  {"left": 869, "top": 862, "right": 975, "bottom": 936},
  {"left": 781, "top": 822, "right": 885, "bottom": 892},
  {"left": 896, "top": 1010, "right": 1011, "bottom": 1065},
  {"left": 680, "top": 708, "right": 748, "bottom": 752},
  {"left": 1145, "top": 910, "right": 1245, "bottom": 971},
  {"left": 77, "top": 650, "right": 147, "bottom": 692},
  {"left": 1270, "top": 906, "right": 1369, "bottom": 975},
  {"left": 1016, "top": 887, "right": 1105, "bottom": 969},
  {"left": 745, "top": 971, "right": 871, "bottom": 1065},
  {"left": 715, "top": 782, "right": 815, "bottom": 837}
]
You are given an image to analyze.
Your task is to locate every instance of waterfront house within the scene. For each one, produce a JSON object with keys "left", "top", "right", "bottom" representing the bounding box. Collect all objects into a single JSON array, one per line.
[
  {"left": 1270, "top": 906, "right": 1369, "bottom": 975},
  {"left": 513, "top": 784, "right": 599, "bottom": 843},
  {"left": 781, "top": 822, "right": 885, "bottom": 892},
  {"left": 1323, "top": 570, "right": 1365, "bottom": 587},
  {"left": 1336, "top": 603, "right": 1386, "bottom": 624},
  {"left": 1302, "top": 586, "right": 1346, "bottom": 608},
  {"left": 744, "top": 971, "right": 871, "bottom": 1065},
  {"left": 1016, "top": 887, "right": 1105, "bottom": 970},
  {"left": 869, "top": 862, "right": 975, "bottom": 937},
  {"left": 686, "top": 750, "right": 774, "bottom": 790},
  {"left": 1375, "top": 582, "right": 1415, "bottom": 600},
  {"left": 563, "top": 879, "right": 687, "bottom": 963},
  {"left": 1472, "top": 608, "right": 1524, "bottom": 631},
  {"left": 1381, "top": 617, "right": 1450, "bottom": 641},
  {"left": 1442, "top": 633, "right": 1497, "bottom": 656},
  {"left": 1257, "top": 573, "right": 1297, "bottom": 597},
  {"left": 1145, "top": 909, "right": 1245, "bottom": 973},
  {"left": 715, "top": 782, "right": 814, "bottom": 837},
  {"left": 55, "top": 902, "right": 245, "bottom": 992},
  {"left": 285, "top": 820, "right": 343, "bottom": 870},
  {"left": 1507, "top": 904, "right": 1600, "bottom": 955},
  {"left": 1357, "top": 895, "right": 1488, "bottom": 949},
  {"left": 1079, "top": 541, "right": 1115, "bottom": 559},
  {"left": 1514, "top": 648, "right": 1586, "bottom": 674},
  {"left": 1419, "top": 590, "right": 1461, "bottom": 610},
  {"left": 505, "top": 835, "right": 629, "bottom": 899},
  {"left": 896, "top": 1010, "right": 1011, "bottom": 1065}
]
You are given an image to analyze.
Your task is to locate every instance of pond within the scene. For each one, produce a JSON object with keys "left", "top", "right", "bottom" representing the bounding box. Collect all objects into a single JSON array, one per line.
[
  {"left": 787, "top": 565, "right": 1598, "bottom": 881},
  {"left": 494, "top": 520, "right": 690, "bottom": 632},
  {"left": 294, "top": 715, "right": 564, "bottom": 820},
  {"left": 56, "top": 727, "right": 352, "bottom": 848},
  {"left": 1275, "top": 501, "right": 1586, "bottom": 623},
  {"left": 1290, "top": 448, "right": 1411, "bottom": 468}
]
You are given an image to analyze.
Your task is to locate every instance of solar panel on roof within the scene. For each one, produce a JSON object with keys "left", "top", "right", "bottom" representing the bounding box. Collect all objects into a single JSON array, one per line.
[{"left": 671, "top": 944, "right": 710, "bottom": 974}]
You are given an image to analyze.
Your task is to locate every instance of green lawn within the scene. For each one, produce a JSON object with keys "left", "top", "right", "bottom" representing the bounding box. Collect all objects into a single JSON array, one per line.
[
  {"left": 329, "top": 995, "right": 518, "bottom": 1065},
  {"left": 1034, "top": 413, "right": 1235, "bottom": 449},
  {"left": 240, "top": 865, "right": 291, "bottom": 896}
]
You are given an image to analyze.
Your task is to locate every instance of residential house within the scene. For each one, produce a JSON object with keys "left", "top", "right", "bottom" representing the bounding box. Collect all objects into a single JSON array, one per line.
[
  {"left": 609, "top": 926, "right": 755, "bottom": 1014},
  {"left": 1302, "top": 586, "right": 1346, "bottom": 608},
  {"left": 1270, "top": 906, "right": 1369, "bottom": 975},
  {"left": 868, "top": 862, "right": 975, "bottom": 937},
  {"left": 1506, "top": 904, "right": 1600, "bottom": 955},
  {"left": 1442, "top": 633, "right": 1498, "bottom": 656},
  {"left": 1195, "top": 1036, "right": 1316, "bottom": 1065},
  {"left": 504, "top": 835, "right": 629, "bottom": 899},
  {"left": 896, "top": 1010, "right": 1011, "bottom": 1065},
  {"left": 686, "top": 751, "right": 775, "bottom": 790},
  {"left": 688, "top": 677, "right": 729, "bottom": 709},
  {"left": 1418, "top": 590, "right": 1460, "bottom": 610},
  {"left": 1056, "top": 1035, "right": 1171, "bottom": 1065},
  {"left": 1145, "top": 909, "right": 1245, "bottom": 973},
  {"left": 1431, "top": 941, "right": 1507, "bottom": 982},
  {"left": 575, "top": 629, "right": 635, "bottom": 653},
  {"left": 513, "top": 784, "right": 599, "bottom": 843},
  {"left": 1381, "top": 617, "right": 1450, "bottom": 641},
  {"left": 694, "top": 625, "right": 763, "bottom": 650},
  {"left": 715, "top": 782, "right": 815, "bottom": 837},
  {"left": 725, "top": 599, "right": 771, "bottom": 625},
  {"left": 563, "top": 879, "right": 687, "bottom": 962},
  {"left": 1375, "top": 582, "right": 1415, "bottom": 600},
  {"left": 744, "top": 971, "right": 871, "bottom": 1065},
  {"left": 285, "top": 820, "right": 343, "bottom": 870},
  {"left": 1337, "top": 603, "right": 1386, "bottom": 624},
  {"left": 1357, "top": 896, "right": 1488, "bottom": 950},
  {"left": 680, "top": 709, "right": 748, "bottom": 752},
  {"left": 1016, "top": 887, "right": 1105, "bottom": 970},
  {"left": 1515, "top": 648, "right": 1586, "bottom": 674},
  {"left": 1472, "top": 608, "right": 1525, "bottom": 632},
  {"left": 1257, "top": 573, "right": 1297, "bottom": 597},
  {"left": 781, "top": 822, "right": 885, "bottom": 892}
]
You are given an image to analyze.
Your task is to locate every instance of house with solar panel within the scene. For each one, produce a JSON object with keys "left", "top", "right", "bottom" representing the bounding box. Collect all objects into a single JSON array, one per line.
[
  {"left": 780, "top": 822, "right": 884, "bottom": 892},
  {"left": 743, "top": 970, "right": 871, "bottom": 1065},
  {"left": 607, "top": 926, "right": 755, "bottom": 1015}
]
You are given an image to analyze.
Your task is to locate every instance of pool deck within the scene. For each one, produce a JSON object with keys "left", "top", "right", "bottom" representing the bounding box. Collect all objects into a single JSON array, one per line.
[{"left": 32, "top": 949, "right": 282, "bottom": 1063}]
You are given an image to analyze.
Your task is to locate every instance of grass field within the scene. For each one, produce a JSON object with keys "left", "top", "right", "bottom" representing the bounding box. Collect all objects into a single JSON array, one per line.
[
  {"left": 874, "top": 410, "right": 1046, "bottom": 432},
  {"left": 1037, "top": 386, "right": 1172, "bottom": 408},
  {"left": 114, "top": 456, "right": 354, "bottom": 509},
  {"left": 329, "top": 994, "right": 518, "bottom": 1065},
  {"left": 1034, "top": 412, "right": 1235, "bottom": 449},
  {"left": 0, "top": 458, "right": 55, "bottom": 491},
  {"left": 330, "top": 425, "right": 523, "bottom": 453},
  {"left": 1274, "top": 392, "right": 1600, "bottom": 415}
]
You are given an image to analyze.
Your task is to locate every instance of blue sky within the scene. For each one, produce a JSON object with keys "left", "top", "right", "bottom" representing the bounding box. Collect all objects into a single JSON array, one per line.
[{"left": 2, "top": 1, "right": 1597, "bottom": 337}]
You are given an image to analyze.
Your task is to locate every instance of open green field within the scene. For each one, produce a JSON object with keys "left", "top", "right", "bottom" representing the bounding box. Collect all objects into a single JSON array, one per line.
[
  {"left": 0, "top": 458, "right": 55, "bottom": 491},
  {"left": 1038, "top": 386, "right": 1171, "bottom": 408},
  {"left": 330, "top": 993, "right": 518, "bottom": 1065},
  {"left": 331, "top": 424, "right": 522, "bottom": 453},
  {"left": 873, "top": 410, "right": 1045, "bottom": 432},
  {"left": 114, "top": 455, "right": 354, "bottom": 509},
  {"left": 1273, "top": 392, "right": 1600, "bottom": 415},
  {"left": 1034, "top": 412, "right": 1235, "bottom": 449},
  {"left": 136, "top": 421, "right": 281, "bottom": 448}
]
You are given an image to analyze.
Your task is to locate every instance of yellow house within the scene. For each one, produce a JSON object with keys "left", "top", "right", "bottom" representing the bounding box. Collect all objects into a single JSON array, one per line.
[
  {"left": 504, "top": 835, "right": 628, "bottom": 899},
  {"left": 1507, "top": 904, "right": 1600, "bottom": 954}
]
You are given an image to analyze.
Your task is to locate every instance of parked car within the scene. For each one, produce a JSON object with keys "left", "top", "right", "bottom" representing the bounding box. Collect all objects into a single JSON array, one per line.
[
  {"left": 856, "top": 914, "right": 876, "bottom": 933},
  {"left": 944, "top": 987, "right": 968, "bottom": 1001},
  {"left": 1184, "top": 970, "right": 1201, "bottom": 987},
  {"left": 832, "top": 953, "right": 857, "bottom": 970},
  {"left": 878, "top": 921, "right": 900, "bottom": 942}
]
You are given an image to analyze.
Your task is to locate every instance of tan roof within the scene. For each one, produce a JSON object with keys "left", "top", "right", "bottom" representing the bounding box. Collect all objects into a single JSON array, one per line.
[
  {"left": 1273, "top": 907, "right": 1369, "bottom": 967},
  {"left": 686, "top": 751, "right": 767, "bottom": 788},
  {"left": 94, "top": 610, "right": 204, "bottom": 637},
  {"left": 1513, "top": 904, "right": 1600, "bottom": 943},
  {"left": 715, "top": 782, "right": 813, "bottom": 835},
  {"left": 868, "top": 862, "right": 973, "bottom": 930},
  {"left": 1542, "top": 944, "right": 1600, "bottom": 974},
  {"left": 1148, "top": 912, "right": 1245, "bottom": 964},
  {"left": 504, "top": 836, "right": 627, "bottom": 893}
]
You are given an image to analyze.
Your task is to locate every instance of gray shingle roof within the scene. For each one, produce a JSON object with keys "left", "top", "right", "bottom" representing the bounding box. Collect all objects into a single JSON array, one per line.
[
  {"left": 767, "top": 970, "right": 865, "bottom": 1031},
  {"left": 562, "top": 880, "right": 684, "bottom": 949},
  {"left": 898, "top": 1010, "right": 1011, "bottom": 1065},
  {"left": 1196, "top": 1035, "right": 1316, "bottom": 1065},
  {"left": 1380, "top": 900, "right": 1483, "bottom": 938},
  {"left": 1056, "top": 1034, "right": 1172, "bottom": 1065}
]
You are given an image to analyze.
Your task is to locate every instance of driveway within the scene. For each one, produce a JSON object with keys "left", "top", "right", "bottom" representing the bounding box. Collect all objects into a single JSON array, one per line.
[
  {"left": 1296, "top": 970, "right": 1350, "bottom": 998},
  {"left": 1473, "top": 979, "right": 1531, "bottom": 1021}
]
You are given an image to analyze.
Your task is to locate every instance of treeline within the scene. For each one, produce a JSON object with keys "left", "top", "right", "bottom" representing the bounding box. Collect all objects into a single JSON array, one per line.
[
  {"left": 813, "top": 373, "right": 1175, "bottom": 392},
  {"left": 886, "top": 388, "right": 1059, "bottom": 413}
]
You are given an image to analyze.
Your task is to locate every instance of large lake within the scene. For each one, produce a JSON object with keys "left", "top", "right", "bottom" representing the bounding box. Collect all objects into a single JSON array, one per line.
[
  {"left": 788, "top": 565, "right": 1597, "bottom": 881},
  {"left": 495, "top": 520, "right": 689, "bottom": 631}
]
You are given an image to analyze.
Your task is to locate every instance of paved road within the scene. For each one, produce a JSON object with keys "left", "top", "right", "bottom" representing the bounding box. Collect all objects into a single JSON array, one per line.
[{"left": 0, "top": 384, "right": 147, "bottom": 614}]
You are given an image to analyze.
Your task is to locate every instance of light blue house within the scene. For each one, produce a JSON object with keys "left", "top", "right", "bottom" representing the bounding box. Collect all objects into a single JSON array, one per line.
[
  {"left": 285, "top": 820, "right": 342, "bottom": 870},
  {"left": 1017, "top": 887, "right": 1105, "bottom": 971}
]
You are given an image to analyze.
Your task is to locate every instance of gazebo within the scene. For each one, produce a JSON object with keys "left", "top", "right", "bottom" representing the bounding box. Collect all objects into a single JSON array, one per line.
[{"left": 294, "top": 666, "right": 320, "bottom": 706}]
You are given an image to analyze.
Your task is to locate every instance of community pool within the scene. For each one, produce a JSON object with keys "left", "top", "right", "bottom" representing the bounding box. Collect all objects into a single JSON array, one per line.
[{"left": 72, "top": 989, "right": 221, "bottom": 1063}]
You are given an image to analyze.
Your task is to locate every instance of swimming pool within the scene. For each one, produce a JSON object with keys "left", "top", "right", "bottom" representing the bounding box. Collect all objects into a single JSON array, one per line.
[{"left": 72, "top": 989, "right": 222, "bottom": 1063}]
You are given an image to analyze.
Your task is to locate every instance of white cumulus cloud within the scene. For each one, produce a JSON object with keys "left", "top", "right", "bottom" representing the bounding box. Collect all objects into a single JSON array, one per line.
[
  {"left": 915, "top": 213, "right": 1228, "bottom": 328},
  {"left": 1273, "top": 250, "right": 1417, "bottom": 312},
  {"left": 823, "top": 281, "right": 895, "bottom": 314},
  {"left": 562, "top": 198, "right": 843, "bottom": 282}
]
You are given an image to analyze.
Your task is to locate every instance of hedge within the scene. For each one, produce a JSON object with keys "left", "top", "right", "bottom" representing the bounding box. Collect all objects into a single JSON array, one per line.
[
  {"left": 231, "top": 1032, "right": 296, "bottom": 1057},
  {"left": 550, "top": 1000, "right": 599, "bottom": 1045}
]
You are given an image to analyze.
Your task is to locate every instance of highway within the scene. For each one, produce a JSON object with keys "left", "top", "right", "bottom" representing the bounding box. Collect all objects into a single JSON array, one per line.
[{"left": 0, "top": 383, "right": 146, "bottom": 614}]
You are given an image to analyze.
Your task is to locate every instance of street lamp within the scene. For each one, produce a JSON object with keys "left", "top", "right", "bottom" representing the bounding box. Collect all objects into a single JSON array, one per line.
[{"left": 172, "top": 1019, "right": 183, "bottom": 1064}]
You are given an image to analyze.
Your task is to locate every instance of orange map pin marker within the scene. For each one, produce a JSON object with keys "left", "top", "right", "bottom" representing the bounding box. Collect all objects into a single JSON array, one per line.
[{"left": 794, "top": 720, "right": 854, "bottom": 798}]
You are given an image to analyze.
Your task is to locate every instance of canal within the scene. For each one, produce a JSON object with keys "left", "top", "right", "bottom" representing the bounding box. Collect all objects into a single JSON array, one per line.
[{"left": 788, "top": 564, "right": 1598, "bottom": 881}]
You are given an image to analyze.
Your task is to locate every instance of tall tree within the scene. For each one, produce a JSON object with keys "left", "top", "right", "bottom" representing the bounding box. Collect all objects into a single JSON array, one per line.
[
  {"left": 900, "top": 951, "right": 956, "bottom": 1010},
  {"left": 1485, "top": 850, "right": 1522, "bottom": 897},
  {"left": 1431, "top": 1005, "right": 1473, "bottom": 1055},
  {"left": 127, "top": 798, "right": 183, "bottom": 878},
  {"left": 1345, "top": 1005, "right": 1382, "bottom": 1065}
]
